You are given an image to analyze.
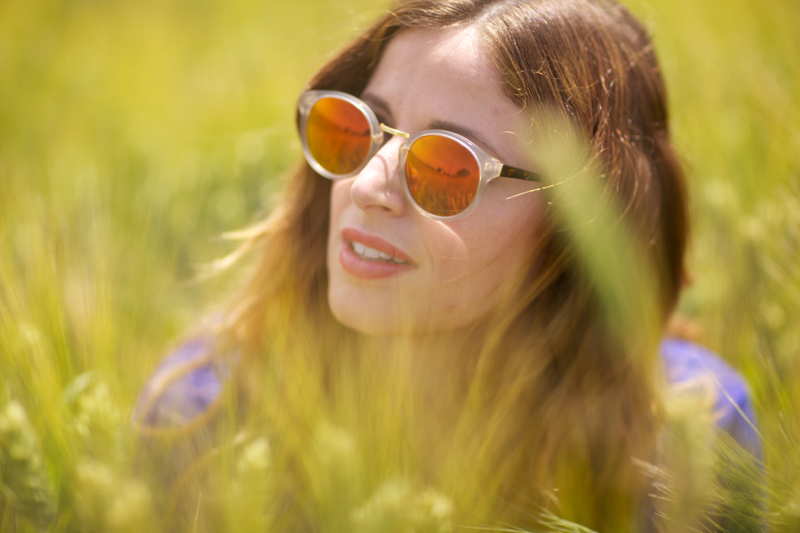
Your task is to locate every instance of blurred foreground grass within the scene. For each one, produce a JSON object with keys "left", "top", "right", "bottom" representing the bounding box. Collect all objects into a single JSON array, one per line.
[{"left": 1, "top": 0, "right": 799, "bottom": 530}]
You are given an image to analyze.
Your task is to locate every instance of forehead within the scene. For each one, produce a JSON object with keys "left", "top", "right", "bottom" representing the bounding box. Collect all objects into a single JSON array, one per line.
[
  {"left": 364, "top": 27, "right": 528, "bottom": 161},
  {"left": 368, "top": 26, "right": 502, "bottom": 94},
  {"left": 385, "top": 26, "right": 497, "bottom": 77}
]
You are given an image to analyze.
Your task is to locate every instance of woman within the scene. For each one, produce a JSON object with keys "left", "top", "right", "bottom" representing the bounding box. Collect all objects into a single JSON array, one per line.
[{"left": 135, "top": 0, "right": 761, "bottom": 530}]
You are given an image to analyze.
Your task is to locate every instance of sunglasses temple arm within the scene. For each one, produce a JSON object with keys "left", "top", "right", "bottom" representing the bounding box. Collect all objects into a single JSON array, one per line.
[{"left": 500, "top": 165, "right": 543, "bottom": 182}]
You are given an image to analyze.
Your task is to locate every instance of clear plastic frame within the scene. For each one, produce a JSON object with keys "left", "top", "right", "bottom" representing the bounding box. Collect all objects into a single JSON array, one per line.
[{"left": 297, "top": 90, "right": 541, "bottom": 220}]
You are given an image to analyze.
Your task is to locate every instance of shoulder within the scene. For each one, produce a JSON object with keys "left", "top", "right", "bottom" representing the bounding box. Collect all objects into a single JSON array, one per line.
[
  {"left": 659, "top": 338, "right": 760, "bottom": 457},
  {"left": 134, "top": 336, "right": 236, "bottom": 435}
]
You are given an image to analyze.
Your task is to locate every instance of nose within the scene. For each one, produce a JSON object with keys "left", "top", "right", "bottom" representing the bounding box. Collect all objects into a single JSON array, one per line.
[{"left": 349, "top": 136, "right": 407, "bottom": 216}]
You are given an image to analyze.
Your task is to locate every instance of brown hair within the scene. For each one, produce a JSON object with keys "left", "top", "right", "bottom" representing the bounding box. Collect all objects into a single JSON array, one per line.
[{"left": 224, "top": 0, "right": 688, "bottom": 528}]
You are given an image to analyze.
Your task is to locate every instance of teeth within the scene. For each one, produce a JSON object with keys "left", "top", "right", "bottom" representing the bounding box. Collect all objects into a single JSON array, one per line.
[{"left": 351, "top": 242, "right": 406, "bottom": 263}]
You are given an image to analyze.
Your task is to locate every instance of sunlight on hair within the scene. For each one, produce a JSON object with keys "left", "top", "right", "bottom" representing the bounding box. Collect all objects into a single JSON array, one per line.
[{"left": 531, "top": 108, "right": 661, "bottom": 361}]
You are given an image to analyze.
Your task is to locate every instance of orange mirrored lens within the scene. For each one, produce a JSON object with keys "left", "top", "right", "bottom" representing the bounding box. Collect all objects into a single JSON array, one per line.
[
  {"left": 306, "top": 97, "right": 371, "bottom": 175},
  {"left": 405, "top": 135, "right": 480, "bottom": 216}
]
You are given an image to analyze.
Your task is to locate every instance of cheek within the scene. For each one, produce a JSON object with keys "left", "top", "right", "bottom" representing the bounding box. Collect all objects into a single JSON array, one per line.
[
  {"left": 327, "top": 180, "right": 351, "bottom": 271},
  {"left": 328, "top": 179, "right": 352, "bottom": 237},
  {"left": 449, "top": 230, "right": 533, "bottom": 284},
  {"left": 329, "top": 180, "right": 352, "bottom": 223},
  {"left": 444, "top": 190, "right": 541, "bottom": 271},
  {"left": 425, "top": 202, "right": 540, "bottom": 319}
]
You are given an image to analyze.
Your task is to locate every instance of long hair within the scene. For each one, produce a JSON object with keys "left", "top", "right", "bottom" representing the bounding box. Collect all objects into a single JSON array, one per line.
[{"left": 223, "top": 0, "right": 688, "bottom": 528}]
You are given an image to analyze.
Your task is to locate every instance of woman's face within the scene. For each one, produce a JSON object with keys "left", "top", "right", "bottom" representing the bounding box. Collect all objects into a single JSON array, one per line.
[{"left": 327, "top": 26, "right": 541, "bottom": 336}]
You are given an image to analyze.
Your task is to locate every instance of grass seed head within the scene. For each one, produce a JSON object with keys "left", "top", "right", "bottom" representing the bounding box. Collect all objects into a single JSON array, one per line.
[{"left": 0, "top": 401, "right": 57, "bottom": 530}]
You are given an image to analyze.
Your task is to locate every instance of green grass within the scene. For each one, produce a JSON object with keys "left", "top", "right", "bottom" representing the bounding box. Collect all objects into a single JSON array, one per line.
[{"left": 1, "top": 0, "right": 799, "bottom": 530}]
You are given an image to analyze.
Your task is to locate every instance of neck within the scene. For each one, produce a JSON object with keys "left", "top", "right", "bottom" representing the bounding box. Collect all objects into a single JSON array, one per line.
[
  {"left": 355, "top": 327, "right": 481, "bottom": 464},
  {"left": 361, "top": 326, "right": 479, "bottom": 389}
]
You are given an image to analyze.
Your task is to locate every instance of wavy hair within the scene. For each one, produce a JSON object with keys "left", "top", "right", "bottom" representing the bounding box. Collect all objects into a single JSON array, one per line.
[{"left": 223, "top": 0, "right": 688, "bottom": 528}]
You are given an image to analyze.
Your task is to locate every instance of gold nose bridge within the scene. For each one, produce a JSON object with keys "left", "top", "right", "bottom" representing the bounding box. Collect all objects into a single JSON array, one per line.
[{"left": 379, "top": 123, "right": 410, "bottom": 139}]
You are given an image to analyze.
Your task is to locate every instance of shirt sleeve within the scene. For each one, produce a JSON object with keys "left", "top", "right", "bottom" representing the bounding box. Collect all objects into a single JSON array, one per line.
[
  {"left": 132, "top": 336, "right": 237, "bottom": 527},
  {"left": 660, "top": 338, "right": 761, "bottom": 460},
  {"left": 134, "top": 337, "right": 230, "bottom": 433}
]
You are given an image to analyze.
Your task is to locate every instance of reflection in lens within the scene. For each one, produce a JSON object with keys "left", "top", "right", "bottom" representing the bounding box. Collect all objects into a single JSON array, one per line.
[
  {"left": 405, "top": 135, "right": 479, "bottom": 216},
  {"left": 307, "top": 97, "right": 371, "bottom": 175}
]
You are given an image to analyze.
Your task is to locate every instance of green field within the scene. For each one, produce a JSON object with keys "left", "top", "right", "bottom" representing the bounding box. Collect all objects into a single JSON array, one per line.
[{"left": 1, "top": 0, "right": 799, "bottom": 530}]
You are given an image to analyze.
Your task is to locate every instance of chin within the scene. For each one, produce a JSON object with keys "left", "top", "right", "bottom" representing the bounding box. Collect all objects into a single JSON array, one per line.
[
  {"left": 328, "top": 297, "right": 404, "bottom": 336},
  {"left": 327, "top": 293, "right": 481, "bottom": 338}
]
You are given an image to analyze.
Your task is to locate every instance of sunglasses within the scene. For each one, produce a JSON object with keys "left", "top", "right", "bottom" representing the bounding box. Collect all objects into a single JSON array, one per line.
[{"left": 297, "top": 90, "right": 542, "bottom": 220}]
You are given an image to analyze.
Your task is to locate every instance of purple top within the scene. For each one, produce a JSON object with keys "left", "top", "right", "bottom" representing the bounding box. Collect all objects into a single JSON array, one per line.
[
  {"left": 660, "top": 338, "right": 761, "bottom": 458},
  {"left": 135, "top": 337, "right": 761, "bottom": 459},
  {"left": 134, "top": 337, "right": 763, "bottom": 532},
  {"left": 135, "top": 337, "right": 232, "bottom": 430}
]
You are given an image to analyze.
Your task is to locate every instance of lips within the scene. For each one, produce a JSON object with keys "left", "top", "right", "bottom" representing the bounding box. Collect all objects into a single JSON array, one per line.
[{"left": 339, "top": 227, "right": 416, "bottom": 279}]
